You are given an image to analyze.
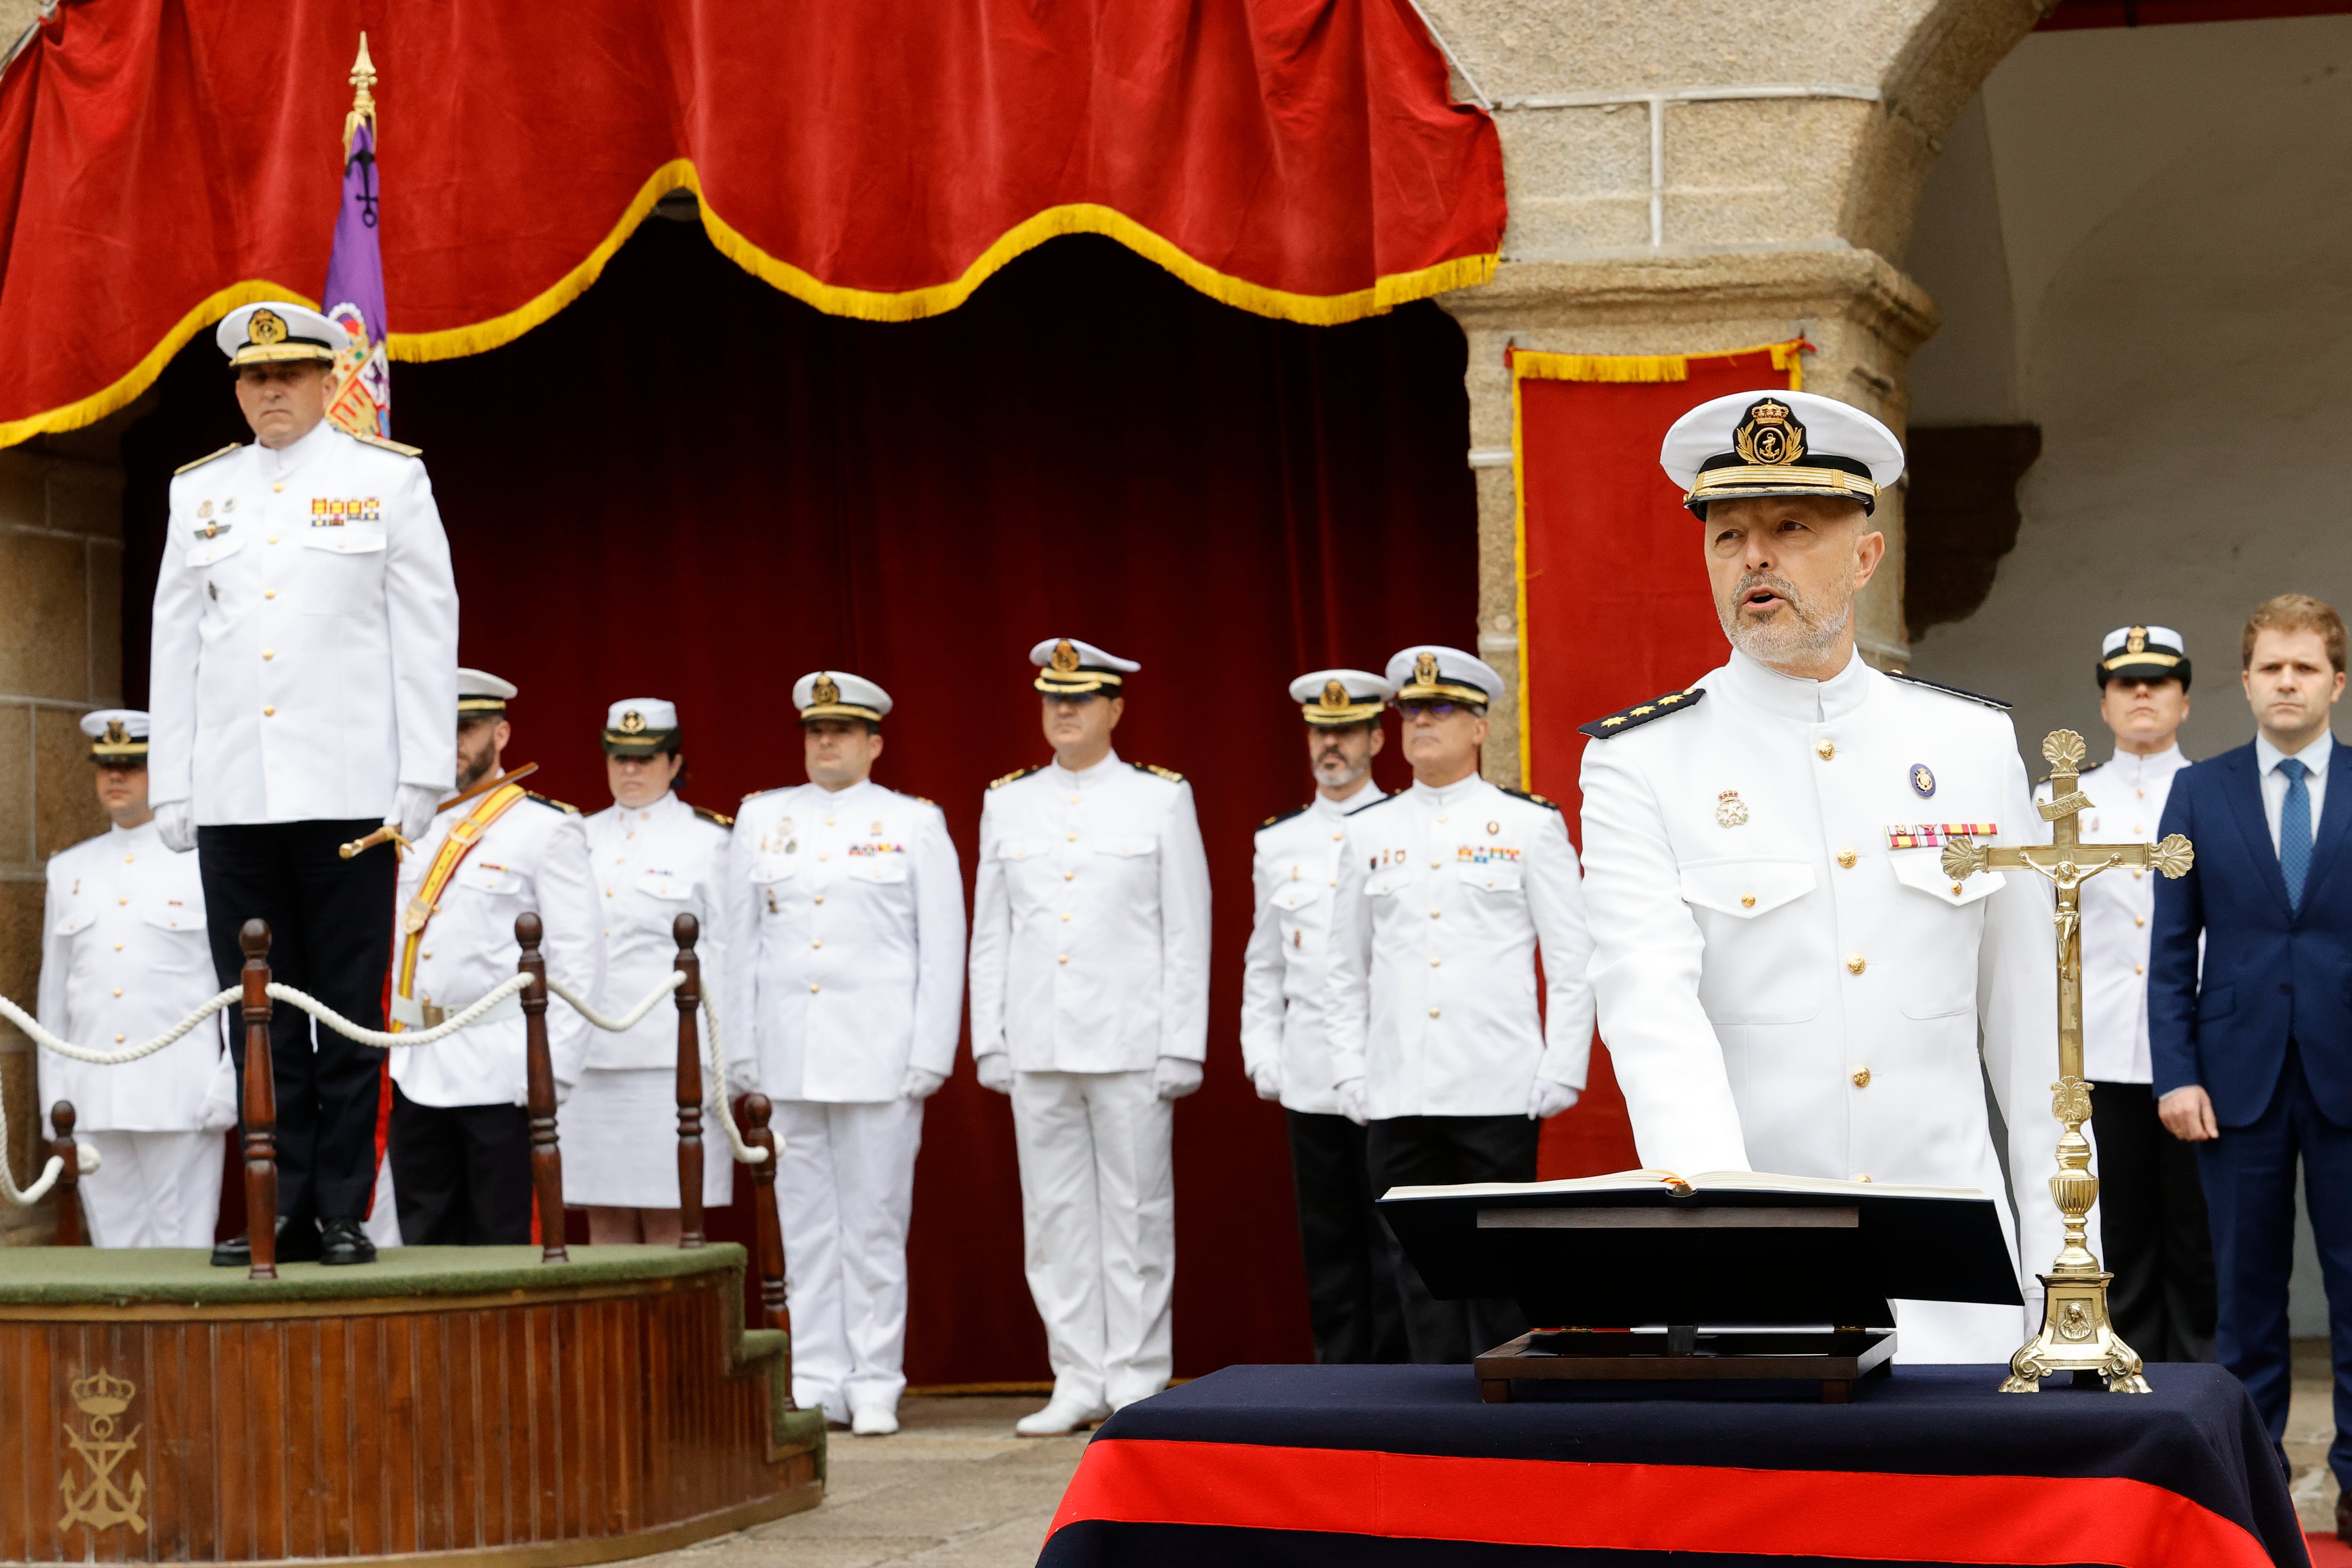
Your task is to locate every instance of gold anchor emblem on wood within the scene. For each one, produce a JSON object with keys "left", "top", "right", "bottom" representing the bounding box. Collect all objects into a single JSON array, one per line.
[
  {"left": 58, "top": 1370, "right": 146, "bottom": 1535},
  {"left": 1942, "top": 730, "right": 2194, "bottom": 1393}
]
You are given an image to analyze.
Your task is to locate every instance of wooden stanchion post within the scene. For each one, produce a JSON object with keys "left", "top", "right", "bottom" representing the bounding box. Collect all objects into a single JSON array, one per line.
[
  {"left": 518, "top": 913, "right": 568, "bottom": 1264},
  {"left": 240, "top": 919, "right": 278, "bottom": 1281},
  {"left": 744, "top": 1093, "right": 793, "bottom": 1408},
  {"left": 48, "top": 1101, "right": 83, "bottom": 1247},
  {"left": 673, "top": 913, "right": 705, "bottom": 1250}
]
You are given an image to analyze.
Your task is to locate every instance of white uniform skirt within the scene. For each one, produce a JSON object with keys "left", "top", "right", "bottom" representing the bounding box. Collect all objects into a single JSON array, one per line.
[{"left": 563, "top": 1067, "right": 735, "bottom": 1209}]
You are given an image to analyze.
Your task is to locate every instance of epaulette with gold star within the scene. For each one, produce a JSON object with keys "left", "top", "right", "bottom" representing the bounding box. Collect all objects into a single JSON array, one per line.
[
  {"left": 989, "top": 766, "right": 1042, "bottom": 791},
  {"left": 353, "top": 431, "right": 424, "bottom": 457},
  {"left": 1259, "top": 804, "right": 1309, "bottom": 831},
  {"left": 1578, "top": 687, "right": 1707, "bottom": 739},
  {"left": 174, "top": 443, "right": 242, "bottom": 475},
  {"left": 1501, "top": 788, "right": 1561, "bottom": 812},
  {"left": 691, "top": 804, "right": 734, "bottom": 828},
  {"left": 1886, "top": 670, "right": 2010, "bottom": 710},
  {"left": 1135, "top": 763, "right": 1185, "bottom": 783},
  {"left": 525, "top": 790, "right": 580, "bottom": 815}
]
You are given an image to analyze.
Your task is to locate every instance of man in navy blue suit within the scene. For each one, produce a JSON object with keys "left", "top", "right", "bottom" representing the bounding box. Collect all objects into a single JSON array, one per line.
[{"left": 2152, "top": 593, "right": 2352, "bottom": 1535}]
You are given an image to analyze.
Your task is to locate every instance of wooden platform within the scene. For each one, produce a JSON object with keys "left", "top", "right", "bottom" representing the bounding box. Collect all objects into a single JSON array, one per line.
[{"left": 0, "top": 1244, "right": 824, "bottom": 1567}]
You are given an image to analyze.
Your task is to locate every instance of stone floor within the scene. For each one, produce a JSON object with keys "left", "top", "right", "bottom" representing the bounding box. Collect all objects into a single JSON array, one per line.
[
  {"left": 645, "top": 1348, "right": 2345, "bottom": 1564},
  {"left": 650, "top": 1397, "right": 1089, "bottom": 1568}
]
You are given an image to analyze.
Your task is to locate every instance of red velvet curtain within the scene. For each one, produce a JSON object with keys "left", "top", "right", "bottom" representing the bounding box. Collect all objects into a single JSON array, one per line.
[{"left": 123, "top": 223, "right": 1478, "bottom": 1382}]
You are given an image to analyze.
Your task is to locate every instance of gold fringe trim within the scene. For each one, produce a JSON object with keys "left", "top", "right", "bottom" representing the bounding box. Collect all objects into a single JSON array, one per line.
[
  {"left": 1512, "top": 339, "right": 1808, "bottom": 387},
  {"left": 0, "top": 279, "right": 318, "bottom": 448}
]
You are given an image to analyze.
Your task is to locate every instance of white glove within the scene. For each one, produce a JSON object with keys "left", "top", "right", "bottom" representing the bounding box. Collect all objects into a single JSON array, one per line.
[
  {"left": 1336, "top": 1077, "right": 1369, "bottom": 1127},
  {"left": 976, "top": 1053, "right": 1014, "bottom": 1095},
  {"left": 901, "top": 1067, "right": 946, "bottom": 1100},
  {"left": 726, "top": 1057, "right": 763, "bottom": 1097},
  {"left": 154, "top": 800, "right": 197, "bottom": 853},
  {"left": 1527, "top": 1079, "right": 1581, "bottom": 1120},
  {"left": 72, "top": 1139, "right": 102, "bottom": 1174},
  {"left": 1250, "top": 1062, "right": 1282, "bottom": 1102},
  {"left": 199, "top": 1051, "right": 240, "bottom": 1132},
  {"left": 394, "top": 783, "right": 441, "bottom": 845},
  {"left": 1152, "top": 1057, "right": 1204, "bottom": 1101}
]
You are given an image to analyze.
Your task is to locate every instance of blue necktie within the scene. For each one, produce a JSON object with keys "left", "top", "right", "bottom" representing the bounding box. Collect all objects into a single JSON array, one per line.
[{"left": 2280, "top": 756, "right": 2312, "bottom": 912}]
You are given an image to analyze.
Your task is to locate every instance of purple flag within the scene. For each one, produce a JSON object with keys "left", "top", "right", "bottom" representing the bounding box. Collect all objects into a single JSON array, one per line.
[{"left": 324, "top": 41, "right": 390, "bottom": 438}]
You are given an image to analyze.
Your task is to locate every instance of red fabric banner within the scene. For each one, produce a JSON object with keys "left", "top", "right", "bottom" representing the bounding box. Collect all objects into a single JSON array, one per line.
[
  {"left": 1514, "top": 343, "right": 1804, "bottom": 1180},
  {"left": 0, "top": 0, "right": 1504, "bottom": 445}
]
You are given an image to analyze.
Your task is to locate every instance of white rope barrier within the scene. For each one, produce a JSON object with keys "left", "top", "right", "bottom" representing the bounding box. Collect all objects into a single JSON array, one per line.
[{"left": 2, "top": 964, "right": 764, "bottom": 1209}]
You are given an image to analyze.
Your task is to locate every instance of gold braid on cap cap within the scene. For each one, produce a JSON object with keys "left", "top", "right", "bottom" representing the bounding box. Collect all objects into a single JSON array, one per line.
[
  {"left": 1303, "top": 677, "right": 1383, "bottom": 726},
  {"left": 1051, "top": 640, "right": 1080, "bottom": 674},
  {"left": 89, "top": 719, "right": 146, "bottom": 759},
  {"left": 812, "top": 675, "right": 840, "bottom": 706},
  {"left": 1322, "top": 679, "right": 1349, "bottom": 707}
]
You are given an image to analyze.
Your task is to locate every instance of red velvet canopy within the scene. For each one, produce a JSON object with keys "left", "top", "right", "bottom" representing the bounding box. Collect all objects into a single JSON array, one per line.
[{"left": 0, "top": 0, "right": 1505, "bottom": 444}]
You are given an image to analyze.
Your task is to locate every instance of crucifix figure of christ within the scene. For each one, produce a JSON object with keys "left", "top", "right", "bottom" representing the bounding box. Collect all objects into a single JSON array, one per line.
[{"left": 1943, "top": 728, "right": 2194, "bottom": 1393}]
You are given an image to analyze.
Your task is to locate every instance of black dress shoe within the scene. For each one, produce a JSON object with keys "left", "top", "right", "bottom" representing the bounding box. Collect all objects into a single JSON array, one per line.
[
  {"left": 210, "top": 1216, "right": 321, "bottom": 1267},
  {"left": 318, "top": 1218, "right": 377, "bottom": 1266},
  {"left": 207, "top": 1233, "right": 248, "bottom": 1268},
  {"left": 2336, "top": 1490, "right": 2351, "bottom": 1543}
]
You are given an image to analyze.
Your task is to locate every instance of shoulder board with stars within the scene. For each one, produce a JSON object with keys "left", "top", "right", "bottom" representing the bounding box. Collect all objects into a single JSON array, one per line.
[
  {"left": 1134, "top": 763, "right": 1185, "bottom": 783},
  {"left": 525, "top": 790, "right": 580, "bottom": 815},
  {"left": 1578, "top": 687, "right": 1707, "bottom": 740},
  {"left": 174, "top": 443, "right": 242, "bottom": 476},
  {"left": 353, "top": 431, "right": 424, "bottom": 458},
  {"left": 989, "top": 765, "right": 1042, "bottom": 791},
  {"left": 1501, "top": 787, "right": 1561, "bottom": 812},
  {"left": 1259, "top": 804, "right": 1310, "bottom": 831},
  {"left": 691, "top": 804, "right": 734, "bottom": 828},
  {"left": 1886, "top": 671, "right": 2010, "bottom": 710}
]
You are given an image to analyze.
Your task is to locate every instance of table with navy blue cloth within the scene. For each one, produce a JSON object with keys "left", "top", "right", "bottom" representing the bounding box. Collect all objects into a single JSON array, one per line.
[{"left": 1037, "top": 1362, "right": 2302, "bottom": 1568}]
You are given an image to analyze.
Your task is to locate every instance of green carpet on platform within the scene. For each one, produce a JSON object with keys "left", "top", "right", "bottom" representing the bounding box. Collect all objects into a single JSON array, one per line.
[{"left": 0, "top": 1242, "right": 747, "bottom": 1305}]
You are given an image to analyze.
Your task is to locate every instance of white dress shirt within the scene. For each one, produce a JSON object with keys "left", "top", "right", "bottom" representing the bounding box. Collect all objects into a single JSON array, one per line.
[
  {"left": 2255, "top": 731, "right": 2334, "bottom": 856},
  {"left": 969, "top": 752, "right": 1212, "bottom": 1073},
  {"left": 1240, "top": 786, "right": 1383, "bottom": 1115},
  {"left": 724, "top": 778, "right": 966, "bottom": 1102},
  {"left": 1324, "top": 774, "right": 1594, "bottom": 1120},
  {"left": 37, "top": 819, "right": 229, "bottom": 1130},
  {"left": 390, "top": 795, "right": 602, "bottom": 1107},
  {"left": 148, "top": 420, "right": 458, "bottom": 824},
  {"left": 2034, "top": 744, "right": 2191, "bottom": 1083},
  {"left": 584, "top": 791, "right": 736, "bottom": 1072}
]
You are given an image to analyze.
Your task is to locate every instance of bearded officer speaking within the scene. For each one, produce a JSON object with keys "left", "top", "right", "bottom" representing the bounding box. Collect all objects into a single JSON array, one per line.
[{"left": 1575, "top": 389, "right": 2063, "bottom": 1365}]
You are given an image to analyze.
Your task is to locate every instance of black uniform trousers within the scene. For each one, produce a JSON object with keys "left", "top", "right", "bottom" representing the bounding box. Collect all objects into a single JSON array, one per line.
[
  {"left": 389, "top": 1086, "right": 533, "bottom": 1244},
  {"left": 1366, "top": 1114, "right": 1540, "bottom": 1364},
  {"left": 198, "top": 820, "right": 393, "bottom": 1225},
  {"left": 1287, "top": 1110, "right": 1410, "bottom": 1365},
  {"left": 2090, "top": 1079, "right": 2216, "bottom": 1363}
]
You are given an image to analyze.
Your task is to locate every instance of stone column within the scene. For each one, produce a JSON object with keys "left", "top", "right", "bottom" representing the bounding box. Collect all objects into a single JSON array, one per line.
[
  {"left": 1417, "top": 0, "right": 2045, "bottom": 785},
  {"left": 0, "top": 423, "right": 128, "bottom": 1244}
]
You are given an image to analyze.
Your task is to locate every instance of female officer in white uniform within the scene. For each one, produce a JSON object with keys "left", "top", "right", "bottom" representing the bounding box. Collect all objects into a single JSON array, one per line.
[{"left": 576, "top": 700, "right": 743, "bottom": 1244}]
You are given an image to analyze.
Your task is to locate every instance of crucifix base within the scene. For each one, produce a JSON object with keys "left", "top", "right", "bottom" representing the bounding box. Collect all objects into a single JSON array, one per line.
[{"left": 2000, "top": 1272, "right": 2150, "bottom": 1393}]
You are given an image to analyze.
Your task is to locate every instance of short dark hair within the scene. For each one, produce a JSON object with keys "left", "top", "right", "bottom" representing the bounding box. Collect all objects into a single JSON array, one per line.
[{"left": 2243, "top": 594, "right": 2348, "bottom": 674}]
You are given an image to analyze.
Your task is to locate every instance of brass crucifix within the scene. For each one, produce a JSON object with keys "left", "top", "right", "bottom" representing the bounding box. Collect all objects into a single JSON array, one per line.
[{"left": 1943, "top": 729, "right": 2194, "bottom": 1393}]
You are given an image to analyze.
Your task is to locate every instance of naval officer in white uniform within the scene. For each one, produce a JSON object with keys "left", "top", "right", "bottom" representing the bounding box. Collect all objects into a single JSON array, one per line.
[
  {"left": 2035, "top": 625, "right": 2210, "bottom": 1362},
  {"left": 389, "top": 670, "right": 601, "bottom": 1245},
  {"left": 1240, "top": 669, "right": 1408, "bottom": 1364},
  {"left": 1577, "top": 388, "right": 2062, "bottom": 1363},
  {"left": 1326, "top": 645, "right": 1596, "bottom": 1362},
  {"left": 969, "top": 638, "right": 1211, "bottom": 1435},
  {"left": 578, "top": 699, "right": 744, "bottom": 1245},
  {"left": 37, "top": 710, "right": 237, "bottom": 1247},
  {"left": 725, "top": 671, "right": 964, "bottom": 1436},
  {"left": 149, "top": 301, "right": 457, "bottom": 1266}
]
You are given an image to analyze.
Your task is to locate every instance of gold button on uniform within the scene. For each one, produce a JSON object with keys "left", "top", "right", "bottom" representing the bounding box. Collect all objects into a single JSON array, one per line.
[
  {"left": 813, "top": 895, "right": 825, "bottom": 905},
  {"left": 1816, "top": 739, "right": 1836, "bottom": 760},
  {"left": 262, "top": 648, "right": 274, "bottom": 660},
  {"left": 811, "top": 940, "right": 822, "bottom": 949},
  {"left": 1740, "top": 894, "right": 1756, "bottom": 908},
  {"left": 1951, "top": 883, "right": 1964, "bottom": 896},
  {"left": 2135, "top": 963, "right": 2145, "bottom": 975},
  {"left": 1845, "top": 954, "right": 1866, "bottom": 975},
  {"left": 1851, "top": 1067, "right": 1870, "bottom": 1088},
  {"left": 1429, "top": 1007, "right": 1441, "bottom": 1018},
  {"left": 111, "top": 987, "right": 122, "bottom": 997},
  {"left": 1064, "top": 872, "right": 1074, "bottom": 882},
  {"left": 115, "top": 1034, "right": 125, "bottom": 1043},
  {"left": 1057, "top": 955, "right": 1069, "bottom": 965},
  {"left": 272, "top": 482, "right": 284, "bottom": 493},
  {"left": 809, "top": 983, "right": 820, "bottom": 993},
  {"left": 2135, "top": 915, "right": 2146, "bottom": 927},
  {"left": 1836, "top": 848, "right": 1857, "bottom": 869},
  {"left": 262, "top": 705, "right": 275, "bottom": 716},
  {"left": 1855, "top": 1173, "right": 1872, "bottom": 1184},
  {"left": 264, "top": 589, "right": 276, "bottom": 599},
  {"left": 118, "top": 896, "right": 128, "bottom": 906},
  {"left": 1430, "top": 957, "right": 1441, "bottom": 967}
]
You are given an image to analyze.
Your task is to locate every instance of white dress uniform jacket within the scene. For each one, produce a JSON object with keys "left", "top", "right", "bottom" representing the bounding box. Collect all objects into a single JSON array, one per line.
[
  {"left": 724, "top": 778, "right": 965, "bottom": 1101},
  {"left": 585, "top": 792, "right": 736, "bottom": 1072},
  {"left": 1325, "top": 777, "right": 1595, "bottom": 1119},
  {"left": 969, "top": 755, "right": 1212, "bottom": 1072},
  {"left": 1241, "top": 789, "right": 1383, "bottom": 1115},
  {"left": 389, "top": 796, "right": 602, "bottom": 1107},
  {"left": 1579, "top": 648, "right": 2063, "bottom": 1361},
  {"left": 38, "top": 819, "right": 226, "bottom": 1130},
  {"left": 2034, "top": 745, "right": 2191, "bottom": 1085},
  {"left": 148, "top": 421, "right": 458, "bottom": 824}
]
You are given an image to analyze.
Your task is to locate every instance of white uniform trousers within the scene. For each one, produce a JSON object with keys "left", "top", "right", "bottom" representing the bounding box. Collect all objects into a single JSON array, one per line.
[
  {"left": 778, "top": 1096, "right": 924, "bottom": 1421},
  {"left": 78, "top": 1130, "right": 225, "bottom": 1249},
  {"left": 1011, "top": 1069, "right": 1174, "bottom": 1411}
]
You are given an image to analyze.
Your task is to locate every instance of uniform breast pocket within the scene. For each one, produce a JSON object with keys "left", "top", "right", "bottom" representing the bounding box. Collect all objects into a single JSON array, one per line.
[
  {"left": 1679, "top": 858, "right": 1820, "bottom": 1025},
  {"left": 139, "top": 902, "right": 206, "bottom": 969},
  {"left": 1269, "top": 880, "right": 1325, "bottom": 937},
  {"left": 458, "top": 865, "right": 524, "bottom": 900},
  {"left": 296, "top": 525, "right": 387, "bottom": 614},
  {"left": 1364, "top": 870, "right": 1406, "bottom": 900},
  {"left": 636, "top": 871, "right": 694, "bottom": 902},
  {"left": 1455, "top": 860, "right": 1523, "bottom": 895},
  {"left": 847, "top": 854, "right": 910, "bottom": 886},
  {"left": 1096, "top": 835, "right": 1159, "bottom": 864},
  {"left": 51, "top": 906, "right": 94, "bottom": 938},
  {"left": 184, "top": 533, "right": 246, "bottom": 571},
  {"left": 1887, "top": 849, "right": 2005, "bottom": 910}
]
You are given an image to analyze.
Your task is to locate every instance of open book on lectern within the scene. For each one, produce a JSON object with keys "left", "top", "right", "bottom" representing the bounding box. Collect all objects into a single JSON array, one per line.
[{"left": 1378, "top": 1169, "right": 2023, "bottom": 1331}]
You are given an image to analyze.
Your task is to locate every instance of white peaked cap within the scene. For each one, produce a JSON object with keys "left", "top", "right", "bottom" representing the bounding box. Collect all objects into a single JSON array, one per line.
[
  {"left": 215, "top": 302, "right": 343, "bottom": 367},
  {"left": 793, "top": 670, "right": 893, "bottom": 722},
  {"left": 1289, "top": 669, "right": 1392, "bottom": 725},
  {"left": 1659, "top": 389, "right": 1904, "bottom": 516},
  {"left": 603, "top": 699, "right": 680, "bottom": 753},
  {"left": 80, "top": 708, "right": 151, "bottom": 741},
  {"left": 1031, "top": 637, "right": 1140, "bottom": 695},
  {"left": 1386, "top": 645, "right": 1503, "bottom": 706},
  {"left": 456, "top": 668, "right": 519, "bottom": 714}
]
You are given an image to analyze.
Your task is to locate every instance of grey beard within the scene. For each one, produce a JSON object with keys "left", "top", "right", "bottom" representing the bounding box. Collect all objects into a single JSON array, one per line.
[
  {"left": 1314, "top": 752, "right": 1369, "bottom": 790},
  {"left": 1720, "top": 573, "right": 1853, "bottom": 668}
]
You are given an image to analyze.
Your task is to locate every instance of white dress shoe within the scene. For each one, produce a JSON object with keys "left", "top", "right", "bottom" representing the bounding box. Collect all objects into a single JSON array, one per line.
[
  {"left": 850, "top": 1405, "right": 899, "bottom": 1437},
  {"left": 1015, "top": 1396, "right": 1110, "bottom": 1437}
]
